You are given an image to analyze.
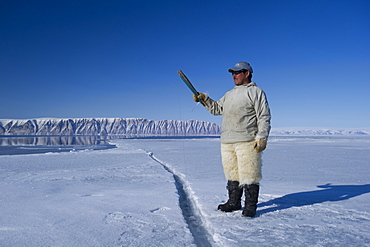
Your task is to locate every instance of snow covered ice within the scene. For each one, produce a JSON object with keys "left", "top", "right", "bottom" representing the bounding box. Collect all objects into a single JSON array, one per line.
[{"left": 0, "top": 136, "right": 370, "bottom": 246}]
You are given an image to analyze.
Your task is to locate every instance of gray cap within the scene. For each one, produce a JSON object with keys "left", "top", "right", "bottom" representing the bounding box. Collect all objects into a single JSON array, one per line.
[{"left": 228, "top": 61, "right": 253, "bottom": 73}]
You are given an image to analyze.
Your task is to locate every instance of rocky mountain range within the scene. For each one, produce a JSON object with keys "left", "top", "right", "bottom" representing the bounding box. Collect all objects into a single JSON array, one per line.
[
  {"left": 0, "top": 118, "right": 369, "bottom": 136},
  {"left": 0, "top": 118, "right": 221, "bottom": 136}
]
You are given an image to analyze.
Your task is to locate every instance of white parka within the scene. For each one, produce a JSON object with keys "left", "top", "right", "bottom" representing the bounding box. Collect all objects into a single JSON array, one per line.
[{"left": 202, "top": 82, "right": 271, "bottom": 144}]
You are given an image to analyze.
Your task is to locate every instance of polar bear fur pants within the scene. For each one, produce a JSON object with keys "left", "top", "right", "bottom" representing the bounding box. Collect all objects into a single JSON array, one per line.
[{"left": 221, "top": 141, "right": 262, "bottom": 186}]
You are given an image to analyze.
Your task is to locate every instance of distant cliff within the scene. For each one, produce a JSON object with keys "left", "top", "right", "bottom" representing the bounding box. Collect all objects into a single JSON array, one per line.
[
  {"left": 271, "top": 127, "right": 370, "bottom": 136},
  {"left": 1, "top": 118, "right": 369, "bottom": 136},
  {"left": 0, "top": 118, "right": 221, "bottom": 136}
]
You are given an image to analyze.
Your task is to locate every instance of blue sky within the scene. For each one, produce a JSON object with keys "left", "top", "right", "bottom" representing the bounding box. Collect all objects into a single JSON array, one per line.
[{"left": 1, "top": 0, "right": 369, "bottom": 128}]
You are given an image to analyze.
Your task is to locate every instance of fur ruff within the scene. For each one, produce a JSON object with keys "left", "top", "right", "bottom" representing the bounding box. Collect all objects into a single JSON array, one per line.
[{"left": 221, "top": 141, "right": 262, "bottom": 186}]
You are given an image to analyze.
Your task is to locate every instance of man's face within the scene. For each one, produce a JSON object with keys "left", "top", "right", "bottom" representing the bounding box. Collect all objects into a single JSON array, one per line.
[{"left": 232, "top": 70, "right": 250, "bottom": 85}]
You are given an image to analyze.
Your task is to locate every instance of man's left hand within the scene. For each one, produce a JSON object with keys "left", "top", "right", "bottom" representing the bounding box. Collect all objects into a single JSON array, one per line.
[{"left": 254, "top": 138, "right": 267, "bottom": 153}]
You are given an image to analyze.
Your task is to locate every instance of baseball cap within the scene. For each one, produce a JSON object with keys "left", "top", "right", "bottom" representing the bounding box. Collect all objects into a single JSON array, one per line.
[{"left": 228, "top": 61, "right": 253, "bottom": 73}]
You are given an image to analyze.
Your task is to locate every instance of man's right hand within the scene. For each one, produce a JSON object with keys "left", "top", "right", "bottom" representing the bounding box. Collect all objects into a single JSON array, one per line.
[{"left": 192, "top": 92, "right": 206, "bottom": 102}]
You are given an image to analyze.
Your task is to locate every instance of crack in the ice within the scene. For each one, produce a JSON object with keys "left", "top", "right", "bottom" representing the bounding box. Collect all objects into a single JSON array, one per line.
[{"left": 147, "top": 152, "right": 216, "bottom": 247}]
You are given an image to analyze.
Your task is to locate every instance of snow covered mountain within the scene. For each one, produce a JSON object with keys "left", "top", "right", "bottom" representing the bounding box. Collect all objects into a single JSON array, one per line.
[
  {"left": 0, "top": 118, "right": 369, "bottom": 136},
  {"left": 270, "top": 127, "right": 370, "bottom": 136},
  {"left": 0, "top": 118, "right": 221, "bottom": 136}
]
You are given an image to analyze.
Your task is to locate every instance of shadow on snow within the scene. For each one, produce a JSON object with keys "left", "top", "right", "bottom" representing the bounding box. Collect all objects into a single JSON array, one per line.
[{"left": 258, "top": 183, "right": 370, "bottom": 215}]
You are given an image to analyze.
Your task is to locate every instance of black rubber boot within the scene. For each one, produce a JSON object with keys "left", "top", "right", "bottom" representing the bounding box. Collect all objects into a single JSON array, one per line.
[
  {"left": 242, "top": 184, "right": 260, "bottom": 217},
  {"left": 218, "top": 181, "right": 243, "bottom": 212}
]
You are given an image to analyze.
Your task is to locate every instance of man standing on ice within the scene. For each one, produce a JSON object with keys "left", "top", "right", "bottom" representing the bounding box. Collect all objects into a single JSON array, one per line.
[{"left": 193, "top": 61, "right": 271, "bottom": 217}]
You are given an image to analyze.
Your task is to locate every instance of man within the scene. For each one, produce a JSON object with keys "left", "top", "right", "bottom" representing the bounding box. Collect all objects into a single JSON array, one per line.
[{"left": 193, "top": 61, "right": 271, "bottom": 217}]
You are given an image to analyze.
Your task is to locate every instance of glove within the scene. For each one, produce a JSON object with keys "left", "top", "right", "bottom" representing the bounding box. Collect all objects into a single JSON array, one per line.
[
  {"left": 254, "top": 138, "right": 267, "bottom": 153},
  {"left": 192, "top": 93, "right": 206, "bottom": 103}
]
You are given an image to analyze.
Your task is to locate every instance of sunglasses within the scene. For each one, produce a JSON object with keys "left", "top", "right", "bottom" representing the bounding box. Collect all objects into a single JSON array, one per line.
[{"left": 231, "top": 70, "right": 245, "bottom": 75}]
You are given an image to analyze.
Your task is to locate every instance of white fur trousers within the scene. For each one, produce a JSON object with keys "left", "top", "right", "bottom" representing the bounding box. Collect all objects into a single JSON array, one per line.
[{"left": 221, "top": 141, "right": 262, "bottom": 186}]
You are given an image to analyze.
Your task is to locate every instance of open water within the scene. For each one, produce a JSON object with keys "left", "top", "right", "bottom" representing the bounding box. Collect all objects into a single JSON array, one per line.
[
  {"left": 0, "top": 136, "right": 116, "bottom": 155},
  {"left": 0, "top": 135, "right": 220, "bottom": 155}
]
